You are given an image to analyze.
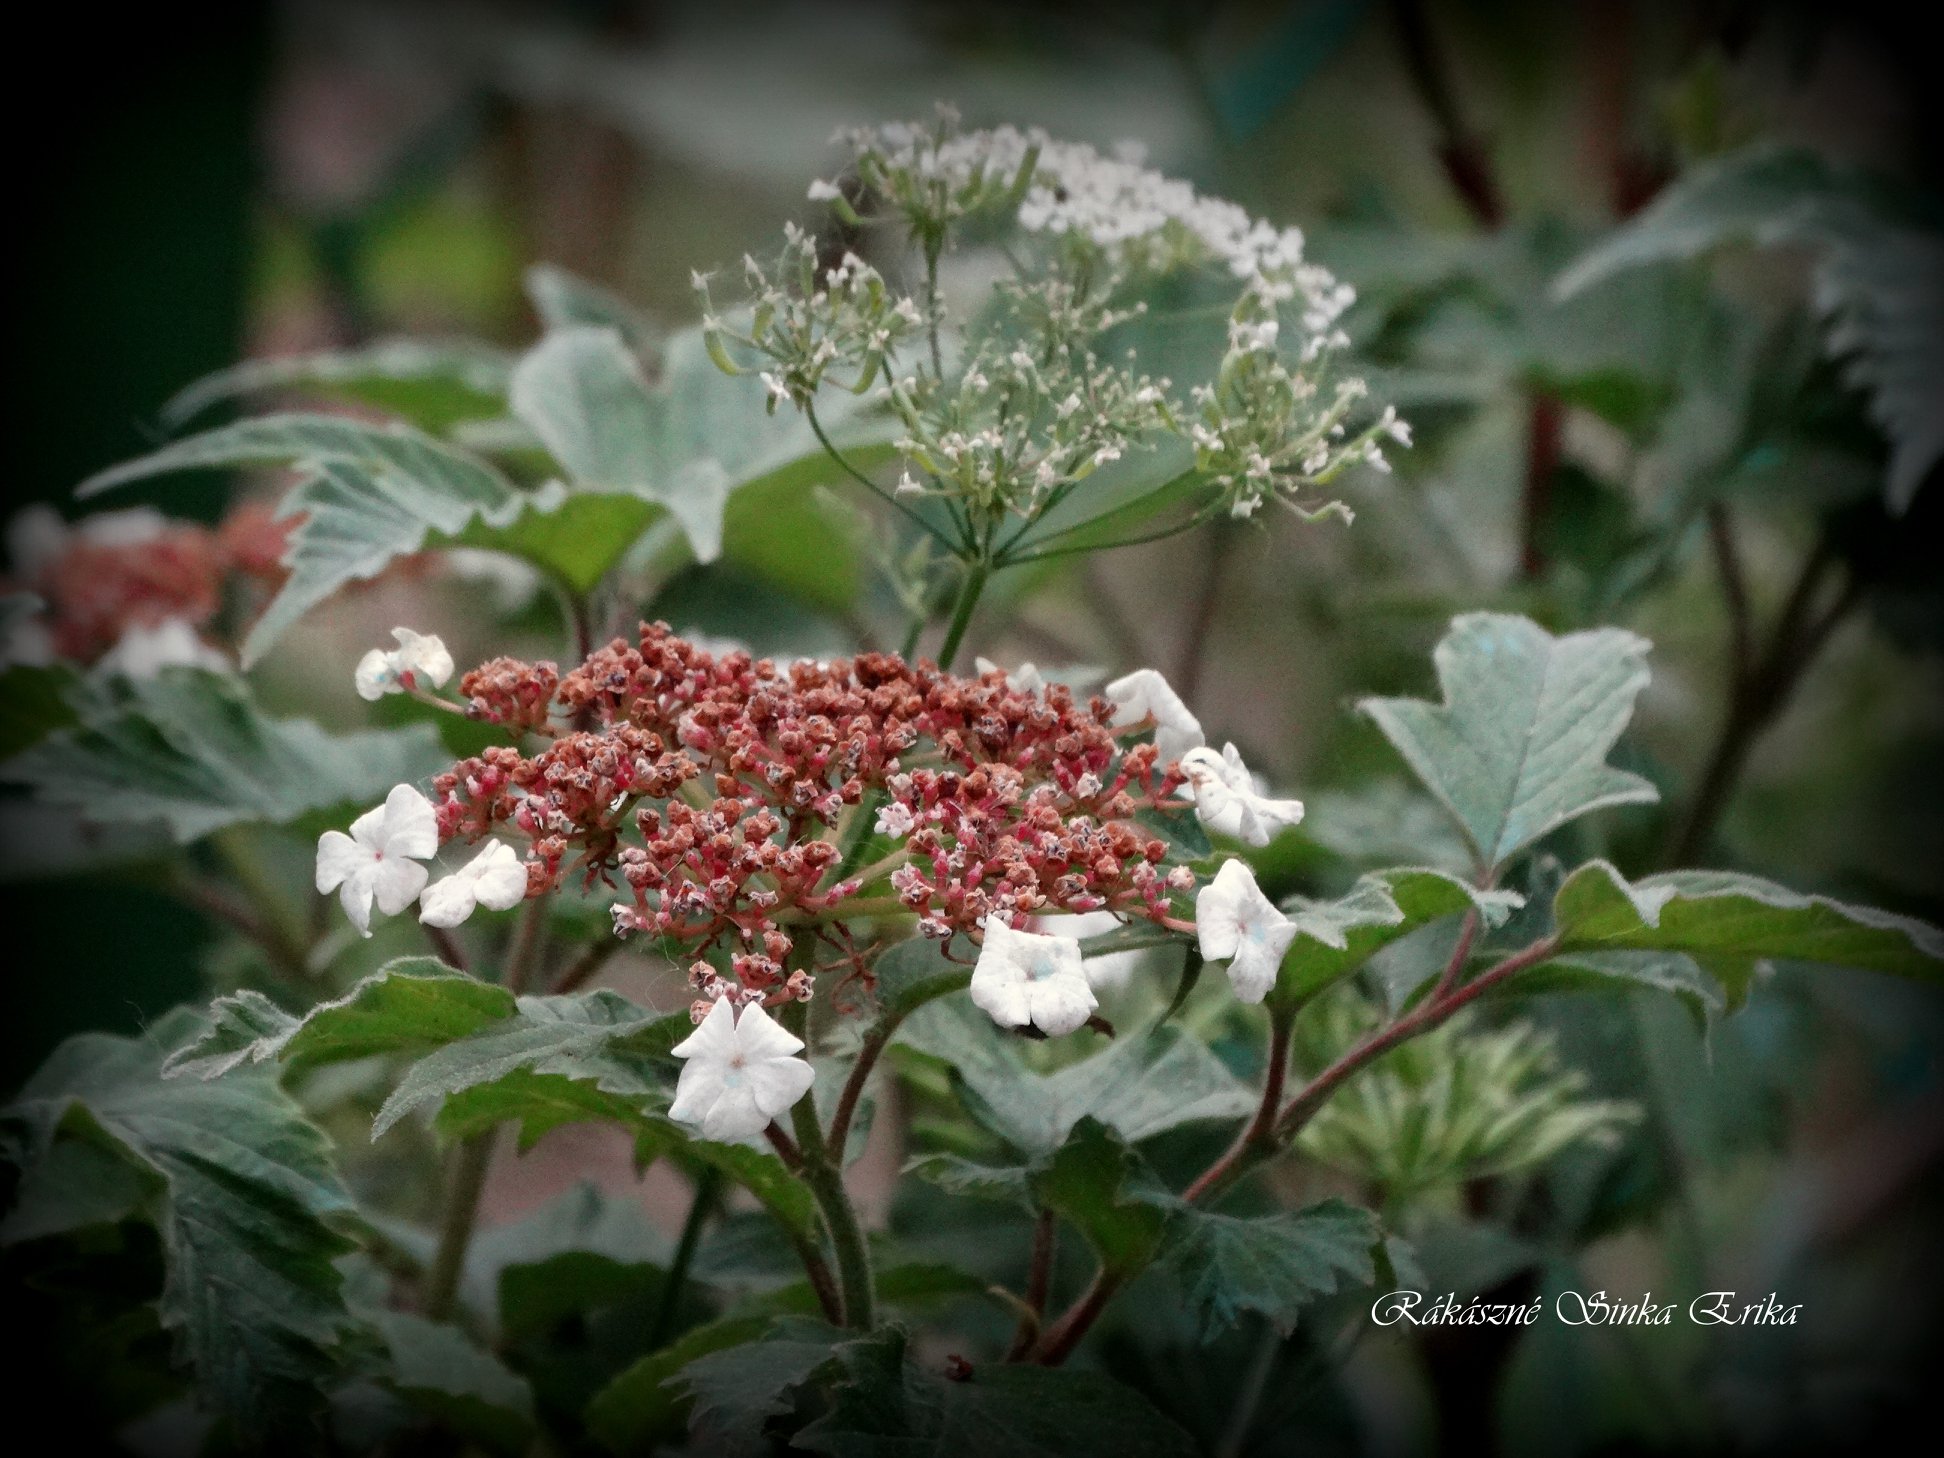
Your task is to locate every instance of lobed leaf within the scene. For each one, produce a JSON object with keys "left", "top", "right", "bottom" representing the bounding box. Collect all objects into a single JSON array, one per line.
[
  {"left": 1276, "top": 866, "right": 1524, "bottom": 1006},
  {"left": 1156, "top": 1198, "right": 1381, "bottom": 1340}
]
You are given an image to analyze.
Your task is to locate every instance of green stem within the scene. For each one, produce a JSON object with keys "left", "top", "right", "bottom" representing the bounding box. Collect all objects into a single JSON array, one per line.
[
  {"left": 790, "top": 1093, "right": 876, "bottom": 1329},
  {"left": 935, "top": 558, "right": 989, "bottom": 671},
  {"left": 651, "top": 1167, "right": 722, "bottom": 1345}
]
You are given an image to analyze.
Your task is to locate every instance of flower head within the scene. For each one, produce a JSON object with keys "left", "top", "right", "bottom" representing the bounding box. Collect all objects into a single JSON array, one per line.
[
  {"left": 1196, "top": 859, "right": 1298, "bottom": 1003},
  {"left": 1103, "top": 668, "right": 1204, "bottom": 763},
  {"left": 668, "top": 997, "right": 816, "bottom": 1141},
  {"left": 355, "top": 628, "right": 455, "bottom": 701},
  {"left": 1180, "top": 742, "right": 1304, "bottom": 847},
  {"left": 970, "top": 919, "right": 1097, "bottom": 1035},
  {"left": 419, "top": 840, "right": 529, "bottom": 928},
  {"left": 315, "top": 784, "right": 439, "bottom": 935}
]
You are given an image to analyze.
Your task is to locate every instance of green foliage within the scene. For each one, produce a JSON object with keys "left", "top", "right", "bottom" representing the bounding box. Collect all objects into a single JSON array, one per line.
[
  {"left": 368, "top": 1310, "right": 536, "bottom": 1452},
  {"left": 1154, "top": 1198, "right": 1381, "bottom": 1339},
  {"left": 1557, "top": 145, "right": 1944, "bottom": 511},
  {"left": 1276, "top": 866, "right": 1525, "bottom": 1005},
  {"left": 1361, "top": 613, "right": 1658, "bottom": 875},
  {"left": 2, "top": 1010, "right": 358, "bottom": 1435},
  {"left": 161, "top": 338, "right": 515, "bottom": 432},
  {"left": 0, "top": 667, "right": 446, "bottom": 844}
]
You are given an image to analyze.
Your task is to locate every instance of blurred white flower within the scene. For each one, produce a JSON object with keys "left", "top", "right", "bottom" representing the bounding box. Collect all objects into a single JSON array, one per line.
[
  {"left": 970, "top": 919, "right": 1097, "bottom": 1035},
  {"left": 314, "top": 784, "right": 439, "bottom": 936},
  {"left": 1180, "top": 743, "right": 1304, "bottom": 847},
  {"left": 419, "top": 841, "right": 528, "bottom": 928},
  {"left": 668, "top": 998, "right": 816, "bottom": 1141},
  {"left": 1196, "top": 859, "right": 1299, "bottom": 1003},
  {"left": 1104, "top": 667, "right": 1204, "bottom": 762},
  {"left": 6, "top": 504, "right": 168, "bottom": 580},
  {"left": 355, "top": 628, "right": 454, "bottom": 702},
  {"left": 95, "top": 619, "right": 228, "bottom": 679},
  {"left": 974, "top": 656, "right": 1046, "bottom": 694}
]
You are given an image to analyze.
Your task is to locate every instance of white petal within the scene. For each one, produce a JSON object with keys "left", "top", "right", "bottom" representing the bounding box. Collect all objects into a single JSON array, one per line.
[
  {"left": 699, "top": 1083, "right": 771, "bottom": 1142},
  {"left": 370, "top": 856, "right": 430, "bottom": 917},
  {"left": 378, "top": 784, "right": 439, "bottom": 860},
  {"left": 315, "top": 829, "right": 365, "bottom": 893},
  {"left": 1027, "top": 972, "right": 1097, "bottom": 1035},
  {"left": 346, "top": 799, "right": 390, "bottom": 848},
  {"left": 392, "top": 628, "right": 454, "bottom": 688},
  {"left": 668, "top": 1058, "right": 729, "bottom": 1127},
  {"left": 355, "top": 649, "right": 397, "bottom": 701},
  {"left": 671, "top": 996, "right": 741, "bottom": 1061},
  {"left": 417, "top": 872, "right": 480, "bottom": 928},
  {"left": 337, "top": 875, "right": 376, "bottom": 937},
  {"left": 745, "top": 1054, "right": 816, "bottom": 1119},
  {"left": 733, "top": 1001, "right": 806, "bottom": 1062},
  {"left": 969, "top": 972, "right": 1033, "bottom": 1029}
]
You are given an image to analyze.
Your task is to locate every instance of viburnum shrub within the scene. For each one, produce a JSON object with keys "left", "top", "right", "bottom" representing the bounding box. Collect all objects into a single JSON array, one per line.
[{"left": 2, "top": 108, "right": 1939, "bottom": 1456}]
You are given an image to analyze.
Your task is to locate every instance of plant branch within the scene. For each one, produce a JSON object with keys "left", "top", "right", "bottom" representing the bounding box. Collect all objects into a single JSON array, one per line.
[
  {"left": 1004, "top": 1207, "right": 1058, "bottom": 1360},
  {"left": 1389, "top": 0, "right": 1506, "bottom": 227},
  {"left": 650, "top": 1167, "right": 722, "bottom": 1345},
  {"left": 549, "top": 937, "right": 619, "bottom": 994},
  {"left": 935, "top": 558, "right": 990, "bottom": 671},
  {"left": 805, "top": 402, "right": 959, "bottom": 552}
]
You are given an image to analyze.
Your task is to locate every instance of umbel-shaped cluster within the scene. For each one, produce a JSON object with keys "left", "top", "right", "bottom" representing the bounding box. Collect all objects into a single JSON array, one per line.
[{"left": 317, "top": 623, "right": 1312, "bottom": 1138}]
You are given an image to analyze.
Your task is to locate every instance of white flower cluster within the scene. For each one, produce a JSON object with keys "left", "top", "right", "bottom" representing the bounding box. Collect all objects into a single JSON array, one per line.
[{"left": 314, "top": 783, "right": 527, "bottom": 937}]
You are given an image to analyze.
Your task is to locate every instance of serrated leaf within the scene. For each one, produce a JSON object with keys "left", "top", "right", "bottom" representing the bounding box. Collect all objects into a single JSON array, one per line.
[
  {"left": 1276, "top": 867, "right": 1525, "bottom": 1005},
  {"left": 162, "top": 339, "right": 514, "bottom": 431},
  {"left": 369, "top": 1310, "right": 534, "bottom": 1453},
  {"left": 526, "top": 263, "right": 662, "bottom": 355},
  {"left": 1033, "top": 1118, "right": 1169, "bottom": 1276},
  {"left": 1361, "top": 614, "right": 1657, "bottom": 873},
  {"left": 897, "top": 999, "right": 1255, "bottom": 1158},
  {"left": 1556, "top": 145, "right": 1944, "bottom": 510},
  {"left": 0, "top": 667, "right": 447, "bottom": 844},
  {"left": 78, "top": 413, "right": 532, "bottom": 665},
  {"left": 584, "top": 1313, "right": 773, "bottom": 1455},
  {"left": 374, "top": 989, "right": 664, "bottom": 1138},
  {"left": 791, "top": 1323, "right": 1197, "bottom": 1458},
  {"left": 1157, "top": 1198, "right": 1380, "bottom": 1339},
  {"left": 670, "top": 1316, "right": 852, "bottom": 1458},
  {"left": 2, "top": 1010, "right": 358, "bottom": 1434},
  {"left": 1548, "top": 860, "right": 1944, "bottom": 1007},
  {"left": 869, "top": 935, "right": 975, "bottom": 1019},
  {"left": 164, "top": 961, "right": 517, "bottom": 1080},
  {"left": 465, "top": 1182, "right": 668, "bottom": 1336}
]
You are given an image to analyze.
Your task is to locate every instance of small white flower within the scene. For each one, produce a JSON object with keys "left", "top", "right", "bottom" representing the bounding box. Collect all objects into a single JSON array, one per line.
[
  {"left": 94, "top": 619, "right": 228, "bottom": 679},
  {"left": 355, "top": 628, "right": 454, "bottom": 702},
  {"left": 1103, "top": 667, "right": 1204, "bottom": 762},
  {"left": 874, "top": 801, "right": 916, "bottom": 838},
  {"left": 418, "top": 841, "right": 528, "bottom": 928},
  {"left": 1196, "top": 859, "right": 1299, "bottom": 1003},
  {"left": 807, "top": 178, "right": 842, "bottom": 201},
  {"left": 314, "top": 784, "right": 440, "bottom": 936},
  {"left": 969, "top": 919, "right": 1097, "bottom": 1035},
  {"left": 668, "top": 998, "right": 817, "bottom": 1142},
  {"left": 1031, "top": 908, "right": 1140, "bottom": 991},
  {"left": 895, "top": 471, "right": 924, "bottom": 498},
  {"left": 1179, "top": 743, "right": 1304, "bottom": 847},
  {"left": 973, "top": 657, "right": 1046, "bottom": 694}
]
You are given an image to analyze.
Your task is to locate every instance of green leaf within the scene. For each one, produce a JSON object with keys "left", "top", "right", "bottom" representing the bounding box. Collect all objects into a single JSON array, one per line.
[
  {"left": 454, "top": 488, "right": 658, "bottom": 596},
  {"left": 583, "top": 1313, "right": 772, "bottom": 1455},
  {"left": 0, "top": 667, "right": 447, "bottom": 844},
  {"left": 670, "top": 1316, "right": 853, "bottom": 1458},
  {"left": 898, "top": 999, "right": 1255, "bottom": 1157},
  {"left": 792, "top": 1324, "right": 1198, "bottom": 1458},
  {"left": 164, "top": 961, "right": 516, "bottom": 1080},
  {"left": 161, "top": 339, "right": 514, "bottom": 432},
  {"left": 2, "top": 1011, "right": 358, "bottom": 1434},
  {"left": 374, "top": 989, "right": 665, "bottom": 1138},
  {"left": 1361, "top": 614, "right": 1657, "bottom": 873},
  {"left": 369, "top": 1310, "right": 535, "bottom": 1453},
  {"left": 1548, "top": 860, "right": 1944, "bottom": 1007},
  {"left": 1556, "top": 145, "right": 1944, "bottom": 510},
  {"left": 1033, "top": 1119, "right": 1168, "bottom": 1276},
  {"left": 1156, "top": 1199, "right": 1381, "bottom": 1339},
  {"left": 901, "top": 1151, "right": 1036, "bottom": 1208},
  {"left": 1276, "top": 867, "right": 1524, "bottom": 1005},
  {"left": 526, "top": 263, "right": 662, "bottom": 355},
  {"left": 78, "top": 413, "right": 531, "bottom": 665},
  {"left": 870, "top": 934, "right": 975, "bottom": 1020},
  {"left": 465, "top": 1182, "right": 668, "bottom": 1337}
]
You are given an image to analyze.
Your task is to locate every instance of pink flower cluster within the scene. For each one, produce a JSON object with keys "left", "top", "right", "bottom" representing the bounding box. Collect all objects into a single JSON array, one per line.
[{"left": 429, "top": 624, "right": 1191, "bottom": 1016}]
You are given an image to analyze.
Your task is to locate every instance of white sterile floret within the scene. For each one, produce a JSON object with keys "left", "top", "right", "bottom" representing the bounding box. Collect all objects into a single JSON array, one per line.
[
  {"left": 1103, "top": 667, "right": 1204, "bottom": 763},
  {"left": 355, "top": 627, "right": 455, "bottom": 702},
  {"left": 418, "top": 841, "right": 528, "bottom": 928},
  {"left": 970, "top": 919, "right": 1097, "bottom": 1036},
  {"left": 95, "top": 619, "right": 229, "bottom": 679},
  {"left": 1196, "top": 859, "right": 1299, "bottom": 1003},
  {"left": 1031, "top": 908, "right": 1140, "bottom": 991},
  {"left": 314, "top": 784, "right": 440, "bottom": 936},
  {"left": 1180, "top": 742, "right": 1305, "bottom": 847},
  {"left": 974, "top": 656, "right": 1046, "bottom": 694},
  {"left": 668, "top": 997, "right": 817, "bottom": 1142}
]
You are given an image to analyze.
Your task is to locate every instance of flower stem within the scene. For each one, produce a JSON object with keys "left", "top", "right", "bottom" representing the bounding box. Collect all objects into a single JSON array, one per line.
[
  {"left": 650, "top": 1166, "right": 722, "bottom": 1345},
  {"left": 935, "top": 558, "right": 989, "bottom": 671},
  {"left": 791, "top": 1094, "right": 876, "bottom": 1329}
]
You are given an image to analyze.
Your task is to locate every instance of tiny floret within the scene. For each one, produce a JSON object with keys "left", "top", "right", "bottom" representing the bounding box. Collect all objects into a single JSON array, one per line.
[
  {"left": 356, "top": 628, "right": 455, "bottom": 701},
  {"left": 1104, "top": 668, "right": 1204, "bottom": 763},
  {"left": 419, "top": 841, "right": 529, "bottom": 928},
  {"left": 1180, "top": 742, "right": 1304, "bottom": 846},
  {"left": 1196, "top": 859, "right": 1299, "bottom": 1003},
  {"left": 314, "top": 784, "right": 440, "bottom": 936},
  {"left": 969, "top": 919, "right": 1097, "bottom": 1036},
  {"left": 668, "top": 997, "right": 817, "bottom": 1141}
]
